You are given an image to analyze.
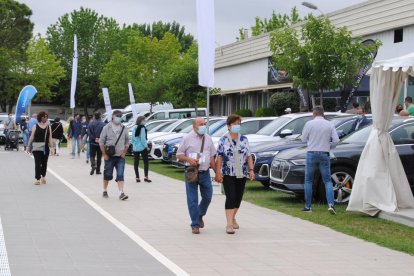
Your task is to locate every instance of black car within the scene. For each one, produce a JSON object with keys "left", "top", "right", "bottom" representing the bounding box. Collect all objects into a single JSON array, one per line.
[
  {"left": 269, "top": 117, "right": 414, "bottom": 203},
  {"left": 253, "top": 115, "right": 370, "bottom": 188}
]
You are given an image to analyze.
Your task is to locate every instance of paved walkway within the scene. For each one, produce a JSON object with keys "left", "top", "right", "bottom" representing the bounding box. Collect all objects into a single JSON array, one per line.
[{"left": 1, "top": 148, "right": 414, "bottom": 275}]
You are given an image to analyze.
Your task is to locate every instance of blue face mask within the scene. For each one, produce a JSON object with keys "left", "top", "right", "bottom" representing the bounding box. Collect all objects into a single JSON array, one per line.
[
  {"left": 113, "top": 117, "right": 122, "bottom": 124},
  {"left": 140, "top": 121, "right": 146, "bottom": 126},
  {"left": 357, "top": 115, "right": 363, "bottom": 120},
  {"left": 197, "top": 125, "right": 206, "bottom": 135},
  {"left": 230, "top": 125, "right": 241, "bottom": 134}
]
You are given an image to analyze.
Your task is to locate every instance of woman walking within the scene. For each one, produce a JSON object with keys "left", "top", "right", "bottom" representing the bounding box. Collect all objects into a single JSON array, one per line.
[
  {"left": 51, "top": 117, "right": 64, "bottom": 156},
  {"left": 27, "top": 111, "right": 54, "bottom": 185},
  {"left": 215, "top": 114, "right": 255, "bottom": 234},
  {"left": 131, "top": 116, "right": 151, "bottom": 183}
]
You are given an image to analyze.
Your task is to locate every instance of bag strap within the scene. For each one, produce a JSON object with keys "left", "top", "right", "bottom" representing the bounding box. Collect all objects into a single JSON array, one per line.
[
  {"left": 200, "top": 135, "right": 205, "bottom": 154},
  {"left": 114, "top": 126, "right": 125, "bottom": 147},
  {"left": 52, "top": 123, "right": 61, "bottom": 134}
]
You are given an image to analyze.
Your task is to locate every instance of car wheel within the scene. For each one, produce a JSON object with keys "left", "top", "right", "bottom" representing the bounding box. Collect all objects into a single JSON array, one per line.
[
  {"left": 316, "top": 166, "right": 354, "bottom": 204},
  {"left": 260, "top": 181, "right": 270, "bottom": 189}
]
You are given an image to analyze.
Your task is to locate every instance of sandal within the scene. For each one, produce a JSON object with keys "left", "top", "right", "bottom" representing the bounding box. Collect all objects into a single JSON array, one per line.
[
  {"left": 226, "top": 226, "right": 235, "bottom": 234},
  {"left": 233, "top": 219, "right": 239, "bottom": 229}
]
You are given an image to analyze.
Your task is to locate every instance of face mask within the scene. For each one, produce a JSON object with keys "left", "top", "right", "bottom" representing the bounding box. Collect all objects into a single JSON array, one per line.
[
  {"left": 197, "top": 125, "right": 206, "bottom": 135},
  {"left": 357, "top": 115, "right": 363, "bottom": 120},
  {"left": 113, "top": 117, "right": 122, "bottom": 124},
  {"left": 230, "top": 125, "right": 241, "bottom": 134},
  {"left": 140, "top": 121, "right": 146, "bottom": 126},
  {"left": 82, "top": 119, "right": 86, "bottom": 122}
]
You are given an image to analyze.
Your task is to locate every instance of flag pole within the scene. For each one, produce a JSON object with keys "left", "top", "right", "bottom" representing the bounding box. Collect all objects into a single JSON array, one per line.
[{"left": 206, "top": 87, "right": 210, "bottom": 133}]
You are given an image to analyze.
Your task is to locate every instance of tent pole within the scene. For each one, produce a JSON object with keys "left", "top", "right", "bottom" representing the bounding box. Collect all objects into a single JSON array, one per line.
[
  {"left": 404, "top": 78, "right": 408, "bottom": 109},
  {"left": 207, "top": 87, "right": 210, "bottom": 133}
]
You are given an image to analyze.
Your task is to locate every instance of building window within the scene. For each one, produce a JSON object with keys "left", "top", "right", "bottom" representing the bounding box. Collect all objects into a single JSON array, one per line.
[{"left": 394, "top": 28, "right": 403, "bottom": 43}]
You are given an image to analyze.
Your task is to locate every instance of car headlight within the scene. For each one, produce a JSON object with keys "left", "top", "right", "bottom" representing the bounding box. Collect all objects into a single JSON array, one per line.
[
  {"left": 257, "top": 151, "right": 279, "bottom": 158},
  {"left": 290, "top": 159, "right": 306, "bottom": 166}
]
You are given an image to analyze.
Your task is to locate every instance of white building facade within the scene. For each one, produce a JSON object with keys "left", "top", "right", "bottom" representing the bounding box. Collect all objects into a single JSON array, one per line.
[{"left": 211, "top": 0, "right": 414, "bottom": 115}]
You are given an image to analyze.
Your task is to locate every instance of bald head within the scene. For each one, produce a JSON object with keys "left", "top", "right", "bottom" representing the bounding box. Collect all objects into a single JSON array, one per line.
[
  {"left": 193, "top": 117, "right": 206, "bottom": 135},
  {"left": 399, "top": 110, "right": 410, "bottom": 116}
]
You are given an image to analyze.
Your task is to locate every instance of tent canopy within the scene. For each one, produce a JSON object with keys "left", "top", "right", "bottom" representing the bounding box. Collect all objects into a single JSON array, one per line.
[{"left": 372, "top": 51, "right": 414, "bottom": 75}]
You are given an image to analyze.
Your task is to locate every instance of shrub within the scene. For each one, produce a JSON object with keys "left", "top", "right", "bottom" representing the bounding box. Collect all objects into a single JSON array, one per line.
[
  {"left": 235, "top": 108, "right": 253, "bottom": 117},
  {"left": 255, "top": 107, "right": 275, "bottom": 117},
  {"left": 269, "top": 92, "right": 300, "bottom": 115}
]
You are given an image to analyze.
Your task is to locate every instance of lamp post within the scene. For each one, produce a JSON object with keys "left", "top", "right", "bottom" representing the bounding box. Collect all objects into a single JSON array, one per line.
[{"left": 301, "top": 1, "right": 325, "bottom": 15}]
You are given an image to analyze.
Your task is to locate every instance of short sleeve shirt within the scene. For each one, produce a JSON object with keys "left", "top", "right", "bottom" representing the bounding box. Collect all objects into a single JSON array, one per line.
[
  {"left": 408, "top": 105, "right": 414, "bottom": 116},
  {"left": 176, "top": 130, "right": 216, "bottom": 171},
  {"left": 217, "top": 135, "right": 251, "bottom": 177}
]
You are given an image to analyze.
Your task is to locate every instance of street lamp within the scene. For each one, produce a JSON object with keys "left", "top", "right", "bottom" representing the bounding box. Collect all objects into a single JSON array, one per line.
[{"left": 301, "top": 1, "right": 325, "bottom": 15}]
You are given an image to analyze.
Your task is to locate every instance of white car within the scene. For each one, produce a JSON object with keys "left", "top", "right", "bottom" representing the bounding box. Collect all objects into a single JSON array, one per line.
[
  {"left": 246, "top": 112, "right": 349, "bottom": 146},
  {"left": 211, "top": 117, "right": 277, "bottom": 148}
]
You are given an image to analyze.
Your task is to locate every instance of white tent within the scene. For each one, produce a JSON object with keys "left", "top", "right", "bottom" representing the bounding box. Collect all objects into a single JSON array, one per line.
[{"left": 347, "top": 52, "right": 414, "bottom": 216}]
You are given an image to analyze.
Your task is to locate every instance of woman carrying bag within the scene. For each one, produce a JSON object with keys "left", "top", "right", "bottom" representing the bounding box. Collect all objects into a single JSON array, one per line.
[
  {"left": 215, "top": 114, "right": 255, "bottom": 234},
  {"left": 131, "top": 116, "right": 152, "bottom": 183},
  {"left": 27, "top": 111, "right": 54, "bottom": 185}
]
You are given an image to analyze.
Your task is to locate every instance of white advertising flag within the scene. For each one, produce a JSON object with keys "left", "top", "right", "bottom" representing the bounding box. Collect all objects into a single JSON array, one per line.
[
  {"left": 196, "top": 0, "right": 215, "bottom": 87},
  {"left": 128, "top": 83, "right": 138, "bottom": 122},
  {"left": 102, "top": 88, "right": 112, "bottom": 121},
  {"left": 70, "top": 35, "right": 78, "bottom": 109}
]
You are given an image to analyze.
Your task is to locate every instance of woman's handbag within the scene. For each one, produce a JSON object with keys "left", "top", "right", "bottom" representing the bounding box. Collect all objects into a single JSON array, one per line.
[
  {"left": 185, "top": 136, "right": 205, "bottom": 184},
  {"left": 32, "top": 125, "right": 48, "bottom": 152},
  {"left": 105, "top": 126, "right": 124, "bottom": 157}
]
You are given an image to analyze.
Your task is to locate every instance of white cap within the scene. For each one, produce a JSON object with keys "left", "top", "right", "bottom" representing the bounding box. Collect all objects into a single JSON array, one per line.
[{"left": 284, "top": 108, "right": 292, "bottom": 113}]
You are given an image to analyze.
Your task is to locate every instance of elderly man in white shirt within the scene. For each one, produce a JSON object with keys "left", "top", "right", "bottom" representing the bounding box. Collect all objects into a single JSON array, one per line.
[
  {"left": 301, "top": 106, "right": 339, "bottom": 214},
  {"left": 177, "top": 117, "right": 217, "bottom": 234}
]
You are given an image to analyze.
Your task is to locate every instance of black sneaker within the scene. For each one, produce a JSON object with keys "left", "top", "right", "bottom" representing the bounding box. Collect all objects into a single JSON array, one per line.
[
  {"left": 103, "top": 191, "right": 108, "bottom": 198},
  {"left": 96, "top": 171, "right": 102, "bottom": 175},
  {"left": 119, "top": 193, "right": 128, "bottom": 200},
  {"left": 328, "top": 205, "right": 336, "bottom": 215},
  {"left": 90, "top": 168, "right": 95, "bottom": 175},
  {"left": 302, "top": 207, "right": 312, "bottom": 212}
]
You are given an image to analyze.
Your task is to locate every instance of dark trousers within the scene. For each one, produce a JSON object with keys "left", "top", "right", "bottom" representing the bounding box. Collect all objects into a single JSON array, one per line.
[
  {"left": 89, "top": 144, "right": 102, "bottom": 172},
  {"left": 223, "top": 175, "right": 246, "bottom": 209},
  {"left": 133, "top": 150, "right": 149, "bottom": 178},
  {"left": 33, "top": 149, "right": 49, "bottom": 180}
]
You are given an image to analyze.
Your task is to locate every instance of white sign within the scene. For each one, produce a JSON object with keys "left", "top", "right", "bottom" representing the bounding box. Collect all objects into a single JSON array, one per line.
[
  {"left": 196, "top": 0, "right": 215, "bottom": 88},
  {"left": 70, "top": 35, "right": 78, "bottom": 109},
  {"left": 102, "top": 88, "right": 112, "bottom": 121},
  {"left": 128, "top": 83, "right": 138, "bottom": 123}
]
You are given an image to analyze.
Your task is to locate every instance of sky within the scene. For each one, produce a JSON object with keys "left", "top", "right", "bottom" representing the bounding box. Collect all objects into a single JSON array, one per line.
[{"left": 18, "top": 0, "right": 366, "bottom": 45}]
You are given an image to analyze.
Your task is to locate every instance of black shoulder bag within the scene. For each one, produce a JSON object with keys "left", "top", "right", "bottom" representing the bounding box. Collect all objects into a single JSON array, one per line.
[{"left": 105, "top": 126, "right": 125, "bottom": 157}]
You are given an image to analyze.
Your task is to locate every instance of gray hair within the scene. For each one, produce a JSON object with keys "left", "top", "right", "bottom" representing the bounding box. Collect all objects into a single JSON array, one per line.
[{"left": 313, "top": 106, "right": 324, "bottom": 116}]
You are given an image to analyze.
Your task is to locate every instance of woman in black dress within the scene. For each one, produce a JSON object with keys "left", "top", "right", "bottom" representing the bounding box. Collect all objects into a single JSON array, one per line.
[{"left": 27, "top": 111, "right": 54, "bottom": 185}]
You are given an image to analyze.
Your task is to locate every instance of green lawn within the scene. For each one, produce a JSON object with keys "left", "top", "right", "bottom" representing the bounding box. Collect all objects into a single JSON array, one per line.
[{"left": 125, "top": 157, "right": 414, "bottom": 255}]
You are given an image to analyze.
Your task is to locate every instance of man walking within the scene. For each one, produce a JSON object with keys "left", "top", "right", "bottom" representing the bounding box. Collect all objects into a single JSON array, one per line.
[
  {"left": 99, "top": 110, "right": 130, "bottom": 200},
  {"left": 301, "top": 106, "right": 339, "bottom": 214},
  {"left": 177, "top": 118, "right": 217, "bottom": 234},
  {"left": 88, "top": 112, "right": 105, "bottom": 175},
  {"left": 69, "top": 114, "right": 82, "bottom": 158}
]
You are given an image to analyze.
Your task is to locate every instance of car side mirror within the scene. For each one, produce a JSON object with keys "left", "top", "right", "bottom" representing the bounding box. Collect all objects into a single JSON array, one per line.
[
  {"left": 279, "top": 129, "right": 293, "bottom": 138},
  {"left": 174, "top": 128, "right": 181, "bottom": 133}
]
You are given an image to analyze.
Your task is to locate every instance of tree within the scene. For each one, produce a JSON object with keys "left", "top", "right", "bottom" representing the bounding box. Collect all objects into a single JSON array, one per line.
[
  {"left": 237, "top": 7, "right": 301, "bottom": 41},
  {"left": 126, "top": 21, "right": 194, "bottom": 52},
  {"left": 161, "top": 44, "right": 206, "bottom": 109},
  {"left": 100, "top": 33, "right": 182, "bottom": 108},
  {"left": 46, "top": 7, "right": 122, "bottom": 113},
  {"left": 21, "top": 37, "right": 66, "bottom": 101},
  {"left": 0, "top": 0, "right": 33, "bottom": 112},
  {"left": 270, "top": 15, "right": 381, "bottom": 106}
]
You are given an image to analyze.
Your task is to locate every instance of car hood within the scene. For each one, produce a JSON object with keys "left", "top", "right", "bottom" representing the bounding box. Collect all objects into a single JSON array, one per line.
[{"left": 152, "top": 133, "right": 184, "bottom": 142}]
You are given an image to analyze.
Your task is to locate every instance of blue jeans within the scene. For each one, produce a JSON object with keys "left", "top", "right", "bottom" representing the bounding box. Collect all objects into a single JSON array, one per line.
[
  {"left": 185, "top": 170, "right": 213, "bottom": 228},
  {"left": 71, "top": 136, "right": 81, "bottom": 156},
  {"left": 22, "top": 131, "right": 29, "bottom": 147},
  {"left": 104, "top": 156, "right": 125, "bottom": 182},
  {"left": 304, "top": 151, "right": 335, "bottom": 208}
]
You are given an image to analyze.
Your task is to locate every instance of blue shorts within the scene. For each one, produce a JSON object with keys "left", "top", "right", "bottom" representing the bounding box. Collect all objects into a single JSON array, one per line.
[{"left": 104, "top": 156, "right": 125, "bottom": 182}]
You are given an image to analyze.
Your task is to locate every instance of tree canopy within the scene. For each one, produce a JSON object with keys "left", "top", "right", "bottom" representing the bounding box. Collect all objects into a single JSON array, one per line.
[
  {"left": 238, "top": 7, "right": 302, "bottom": 40},
  {"left": 270, "top": 15, "right": 381, "bottom": 106}
]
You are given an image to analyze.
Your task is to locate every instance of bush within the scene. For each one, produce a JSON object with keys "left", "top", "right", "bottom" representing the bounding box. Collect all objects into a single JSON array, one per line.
[
  {"left": 269, "top": 92, "right": 300, "bottom": 116},
  {"left": 255, "top": 107, "right": 275, "bottom": 117},
  {"left": 235, "top": 108, "right": 253, "bottom": 117}
]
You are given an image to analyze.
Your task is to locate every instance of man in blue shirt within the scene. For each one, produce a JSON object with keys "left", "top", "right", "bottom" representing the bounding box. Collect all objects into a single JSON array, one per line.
[
  {"left": 69, "top": 113, "right": 83, "bottom": 158},
  {"left": 301, "top": 106, "right": 339, "bottom": 214}
]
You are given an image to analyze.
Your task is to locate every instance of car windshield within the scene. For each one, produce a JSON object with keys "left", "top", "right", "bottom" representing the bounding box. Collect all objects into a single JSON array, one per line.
[
  {"left": 256, "top": 117, "right": 291, "bottom": 136},
  {"left": 341, "top": 125, "right": 372, "bottom": 144},
  {"left": 154, "top": 121, "right": 175, "bottom": 132},
  {"left": 213, "top": 125, "right": 228, "bottom": 137},
  {"left": 181, "top": 125, "right": 193, "bottom": 133},
  {"left": 145, "top": 121, "right": 167, "bottom": 131}
]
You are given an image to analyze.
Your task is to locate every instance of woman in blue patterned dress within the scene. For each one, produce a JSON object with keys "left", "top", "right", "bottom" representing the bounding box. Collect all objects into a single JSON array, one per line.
[{"left": 215, "top": 114, "right": 255, "bottom": 234}]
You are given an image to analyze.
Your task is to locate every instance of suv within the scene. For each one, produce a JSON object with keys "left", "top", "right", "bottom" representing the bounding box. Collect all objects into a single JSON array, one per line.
[{"left": 269, "top": 117, "right": 414, "bottom": 203}]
